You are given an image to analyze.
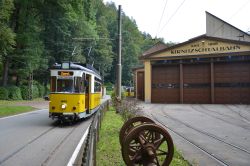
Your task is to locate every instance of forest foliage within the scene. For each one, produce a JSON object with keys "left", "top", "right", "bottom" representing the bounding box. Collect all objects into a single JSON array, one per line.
[{"left": 0, "top": 0, "right": 162, "bottom": 90}]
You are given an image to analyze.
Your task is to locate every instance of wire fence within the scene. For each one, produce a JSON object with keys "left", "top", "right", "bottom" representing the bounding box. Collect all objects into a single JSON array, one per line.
[{"left": 73, "top": 100, "right": 109, "bottom": 166}]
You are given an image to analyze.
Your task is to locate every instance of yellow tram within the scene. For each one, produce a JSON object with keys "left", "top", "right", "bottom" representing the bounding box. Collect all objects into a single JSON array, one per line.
[
  {"left": 49, "top": 62, "right": 102, "bottom": 121},
  {"left": 125, "top": 86, "right": 134, "bottom": 97}
]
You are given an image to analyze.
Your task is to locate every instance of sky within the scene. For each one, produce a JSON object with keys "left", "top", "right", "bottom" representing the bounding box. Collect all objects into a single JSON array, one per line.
[{"left": 103, "top": 0, "right": 250, "bottom": 43}]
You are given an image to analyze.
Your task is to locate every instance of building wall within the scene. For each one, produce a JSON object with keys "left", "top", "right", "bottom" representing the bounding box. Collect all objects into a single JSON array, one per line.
[
  {"left": 206, "top": 12, "right": 250, "bottom": 42},
  {"left": 144, "top": 60, "right": 151, "bottom": 103}
]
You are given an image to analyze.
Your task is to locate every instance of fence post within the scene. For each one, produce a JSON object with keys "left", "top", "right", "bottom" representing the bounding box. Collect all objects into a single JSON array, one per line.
[{"left": 93, "top": 127, "right": 97, "bottom": 166}]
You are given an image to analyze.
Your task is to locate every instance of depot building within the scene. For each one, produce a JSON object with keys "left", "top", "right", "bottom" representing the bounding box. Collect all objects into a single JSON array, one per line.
[{"left": 134, "top": 12, "right": 250, "bottom": 104}]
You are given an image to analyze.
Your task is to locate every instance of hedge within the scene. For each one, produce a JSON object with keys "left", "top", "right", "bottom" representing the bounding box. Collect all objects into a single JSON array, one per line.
[
  {"left": 0, "top": 83, "right": 47, "bottom": 100},
  {"left": 0, "top": 87, "right": 9, "bottom": 100},
  {"left": 32, "top": 85, "right": 39, "bottom": 99},
  {"left": 20, "top": 86, "right": 29, "bottom": 100},
  {"left": 37, "top": 84, "right": 45, "bottom": 97},
  {"left": 8, "top": 86, "right": 22, "bottom": 100}
]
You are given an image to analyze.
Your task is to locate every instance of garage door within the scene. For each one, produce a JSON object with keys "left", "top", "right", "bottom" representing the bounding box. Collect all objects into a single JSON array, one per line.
[
  {"left": 214, "top": 62, "right": 250, "bottom": 104},
  {"left": 183, "top": 64, "right": 211, "bottom": 103},
  {"left": 152, "top": 65, "right": 180, "bottom": 103},
  {"left": 137, "top": 72, "right": 144, "bottom": 100}
]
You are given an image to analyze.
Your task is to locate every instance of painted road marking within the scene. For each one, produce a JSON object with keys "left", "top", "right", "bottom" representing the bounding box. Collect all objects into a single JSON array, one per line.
[{"left": 67, "top": 126, "right": 90, "bottom": 166}]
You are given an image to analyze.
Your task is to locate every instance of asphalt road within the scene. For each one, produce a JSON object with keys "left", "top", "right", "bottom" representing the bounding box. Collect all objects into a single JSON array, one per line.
[
  {"left": 0, "top": 109, "right": 92, "bottom": 166},
  {"left": 140, "top": 104, "right": 250, "bottom": 166}
]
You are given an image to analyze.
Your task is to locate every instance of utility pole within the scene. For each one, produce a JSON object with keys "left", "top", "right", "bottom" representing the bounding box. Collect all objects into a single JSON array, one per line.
[{"left": 116, "top": 5, "right": 122, "bottom": 100}]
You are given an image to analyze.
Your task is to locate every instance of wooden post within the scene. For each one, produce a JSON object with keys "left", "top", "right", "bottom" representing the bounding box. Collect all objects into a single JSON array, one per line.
[
  {"left": 211, "top": 60, "right": 215, "bottom": 104},
  {"left": 180, "top": 63, "right": 184, "bottom": 103},
  {"left": 116, "top": 5, "right": 122, "bottom": 100}
]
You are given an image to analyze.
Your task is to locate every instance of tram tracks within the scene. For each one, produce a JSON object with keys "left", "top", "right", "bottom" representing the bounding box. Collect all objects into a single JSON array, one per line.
[
  {"left": 191, "top": 105, "right": 250, "bottom": 131},
  {"left": 163, "top": 112, "right": 250, "bottom": 155},
  {"left": 151, "top": 113, "right": 229, "bottom": 166},
  {"left": 0, "top": 126, "right": 56, "bottom": 165},
  {"left": 225, "top": 105, "right": 250, "bottom": 123},
  {"left": 148, "top": 105, "right": 250, "bottom": 166},
  {"left": 41, "top": 123, "right": 79, "bottom": 166},
  {"left": 0, "top": 120, "right": 84, "bottom": 166}
]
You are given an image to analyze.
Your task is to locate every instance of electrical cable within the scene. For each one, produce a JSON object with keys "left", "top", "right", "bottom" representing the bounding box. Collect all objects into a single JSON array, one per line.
[
  {"left": 155, "top": 0, "right": 169, "bottom": 38},
  {"left": 158, "top": 0, "right": 187, "bottom": 34}
]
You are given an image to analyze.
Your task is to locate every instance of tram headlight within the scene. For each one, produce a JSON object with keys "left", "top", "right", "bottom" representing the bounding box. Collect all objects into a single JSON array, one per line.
[{"left": 61, "top": 103, "right": 67, "bottom": 109}]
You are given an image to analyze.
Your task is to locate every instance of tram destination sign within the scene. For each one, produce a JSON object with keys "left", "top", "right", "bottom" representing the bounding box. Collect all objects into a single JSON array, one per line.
[{"left": 58, "top": 71, "right": 73, "bottom": 76}]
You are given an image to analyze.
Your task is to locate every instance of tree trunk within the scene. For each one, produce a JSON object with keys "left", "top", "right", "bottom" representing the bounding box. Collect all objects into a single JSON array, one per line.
[
  {"left": 28, "top": 72, "right": 33, "bottom": 100},
  {"left": 2, "top": 58, "right": 9, "bottom": 86}
]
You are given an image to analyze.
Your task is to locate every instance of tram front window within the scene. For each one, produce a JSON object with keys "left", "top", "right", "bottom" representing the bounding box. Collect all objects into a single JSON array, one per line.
[{"left": 57, "top": 79, "right": 74, "bottom": 92}]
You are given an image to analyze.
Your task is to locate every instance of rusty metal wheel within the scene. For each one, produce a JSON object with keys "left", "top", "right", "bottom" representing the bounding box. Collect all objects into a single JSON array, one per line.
[
  {"left": 119, "top": 116, "right": 155, "bottom": 146},
  {"left": 122, "top": 123, "right": 174, "bottom": 166}
]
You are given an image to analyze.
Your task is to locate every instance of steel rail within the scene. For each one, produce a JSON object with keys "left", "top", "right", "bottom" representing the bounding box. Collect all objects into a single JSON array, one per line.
[{"left": 151, "top": 113, "right": 230, "bottom": 166}]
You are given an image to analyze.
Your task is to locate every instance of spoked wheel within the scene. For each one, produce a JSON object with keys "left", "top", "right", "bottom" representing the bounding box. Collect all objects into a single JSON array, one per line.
[
  {"left": 122, "top": 123, "right": 174, "bottom": 166},
  {"left": 119, "top": 116, "right": 155, "bottom": 145}
]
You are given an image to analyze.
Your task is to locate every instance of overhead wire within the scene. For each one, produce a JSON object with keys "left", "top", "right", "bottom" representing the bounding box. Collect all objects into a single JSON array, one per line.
[
  {"left": 155, "top": 0, "right": 169, "bottom": 38},
  {"left": 158, "top": 0, "right": 187, "bottom": 34}
]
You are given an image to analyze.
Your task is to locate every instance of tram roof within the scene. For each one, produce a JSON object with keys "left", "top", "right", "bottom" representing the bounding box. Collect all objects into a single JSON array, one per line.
[{"left": 50, "top": 62, "right": 101, "bottom": 79}]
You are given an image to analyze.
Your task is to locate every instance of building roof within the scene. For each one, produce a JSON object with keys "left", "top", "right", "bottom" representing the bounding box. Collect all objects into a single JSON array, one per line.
[
  {"left": 142, "top": 42, "right": 168, "bottom": 57},
  {"left": 139, "top": 35, "right": 250, "bottom": 60},
  {"left": 139, "top": 12, "right": 250, "bottom": 61},
  {"left": 206, "top": 11, "right": 250, "bottom": 41}
]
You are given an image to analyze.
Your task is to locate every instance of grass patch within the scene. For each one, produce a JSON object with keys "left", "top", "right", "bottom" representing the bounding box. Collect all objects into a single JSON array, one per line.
[
  {"left": 97, "top": 107, "right": 191, "bottom": 166},
  {"left": 0, "top": 105, "right": 35, "bottom": 117},
  {"left": 0, "top": 99, "right": 41, "bottom": 117},
  {"left": 97, "top": 107, "right": 125, "bottom": 166},
  {"left": 0, "top": 98, "right": 45, "bottom": 105},
  {"left": 106, "top": 90, "right": 113, "bottom": 96}
]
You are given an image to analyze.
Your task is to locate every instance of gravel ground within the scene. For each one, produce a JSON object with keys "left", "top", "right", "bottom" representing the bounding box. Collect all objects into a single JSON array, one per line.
[{"left": 14, "top": 100, "right": 49, "bottom": 109}]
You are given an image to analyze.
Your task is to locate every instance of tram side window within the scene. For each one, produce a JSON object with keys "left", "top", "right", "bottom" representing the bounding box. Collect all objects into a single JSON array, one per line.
[
  {"left": 94, "top": 82, "right": 101, "bottom": 92},
  {"left": 50, "top": 76, "right": 56, "bottom": 92},
  {"left": 74, "top": 77, "right": 83, "bottom": 93}
]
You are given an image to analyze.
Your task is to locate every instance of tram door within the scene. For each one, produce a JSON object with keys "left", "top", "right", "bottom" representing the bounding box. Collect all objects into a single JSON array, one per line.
[{"left": 85, "top": 74, "right": 91, "bottom": 114}]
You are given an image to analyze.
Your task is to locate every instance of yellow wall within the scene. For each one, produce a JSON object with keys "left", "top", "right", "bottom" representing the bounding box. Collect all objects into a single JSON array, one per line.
[
  {"left": 144, "top": 60, "right": 151, "bottom": 103},
  {"left": 89, "top": 93, "right": 101, "bottom": 110}
]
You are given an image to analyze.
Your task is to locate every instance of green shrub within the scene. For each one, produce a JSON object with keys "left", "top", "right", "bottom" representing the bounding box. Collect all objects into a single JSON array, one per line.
[
  {"left": 8, "top": 86, "right": 22, "bottom": 100},
  {"left": 0, "top": 87, "right": 9, "bottom": 100},
  {"left": 20, "top": 86, "right": 29, "bottom": 100},
  {"left": 37, "top": 84, "right": 45, "bottom": 97},
  {"left": 45, "top": 84, "right": 50, "bottom": 95},
  {"left": 20, "top": 85, "right": 39, "bottom": 100},
  {"left": 32, "top": 85, "right": 39, "bottom": 99},
  {"left": 111, "top": 91, "right": 126, "bottom": 113},
  {"left": 105, "top": 82, "right": 113, "bottom": 91}
]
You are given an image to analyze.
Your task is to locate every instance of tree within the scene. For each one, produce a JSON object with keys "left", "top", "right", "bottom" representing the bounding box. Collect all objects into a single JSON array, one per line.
[
  {"left": 0, "top": 0, "right": 15, "bottom": 86},
  {"left": 11, "top": 0, "right": 44, "bottom": 86}
]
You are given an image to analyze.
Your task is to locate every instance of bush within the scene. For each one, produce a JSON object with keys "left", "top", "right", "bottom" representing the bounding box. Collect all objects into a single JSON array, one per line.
[
  {"left": 111, "top": 91, "right": 140, "bottom": 122},
  {"left": 8, "top": 86, "right": 22, "bottom": 100},
  {"left": 37, "top": 84, "right": 45, "bottom": 97},
  {"left": 45, "top": 84, "right": 50, "bottom": 96},
  {"left": 32, "top": 85, "right": 39, "bottom": 99},
  {"left": 0, "top": 87, "right": 9, "bottom": 100},
  {"left": 118, "top": 99, "right": 141, "bottom": 122},
  {"left": 111, "top": 91, "right": 124, "bottom": 112},
  {"left": 20, "top": 86, "right": 29, "bottom": 100},
  {"left": 105, "top": 82, "right": 113, "bottom": 91},
  {"left": 20, "top": 85, "right": 40, "bottom": 100}
]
